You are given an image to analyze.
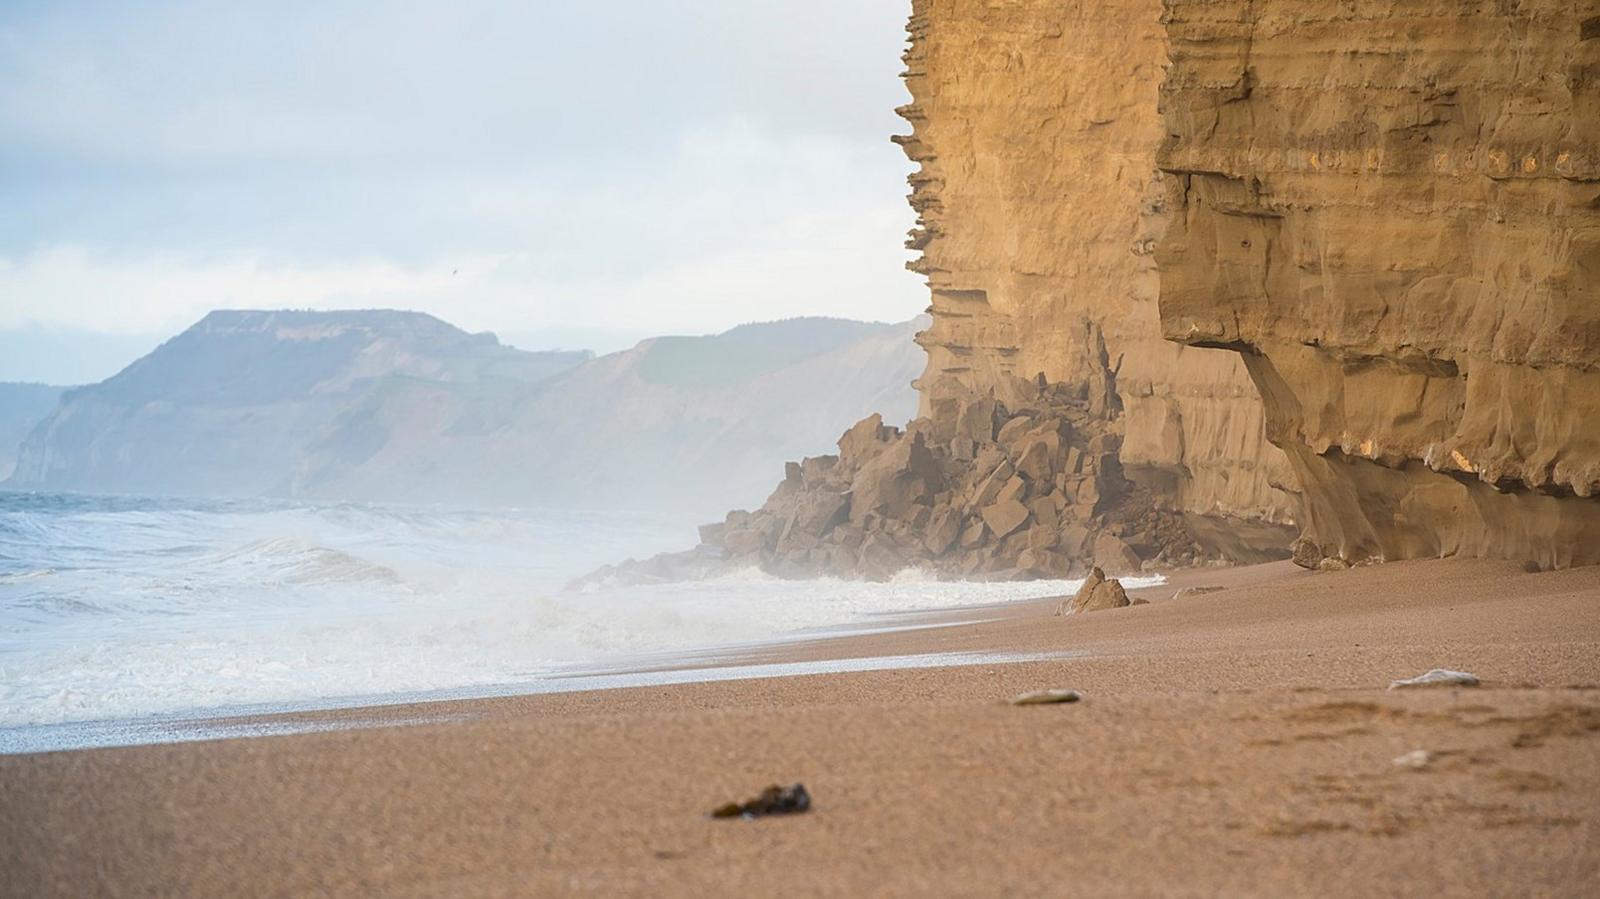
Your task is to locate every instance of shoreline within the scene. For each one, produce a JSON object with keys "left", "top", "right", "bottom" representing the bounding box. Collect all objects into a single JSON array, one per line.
[
  {"left": 4, "top": 557, "right": 1598, "bottom": 896},
  {"left": 0, "top": 570, "right": 1136, "bottom": 755}
]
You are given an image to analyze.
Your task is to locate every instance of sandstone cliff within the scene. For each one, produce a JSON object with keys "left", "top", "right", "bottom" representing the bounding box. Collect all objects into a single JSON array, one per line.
[
  {"left": 666, "top": 0, "right": 1599, "bottom": 580},
  {"left": 895, "top": 0, "right": 1298, "bottom": 560},
  {"left": 1157, "top": 0, "right": 1600, "bottom": 569}
]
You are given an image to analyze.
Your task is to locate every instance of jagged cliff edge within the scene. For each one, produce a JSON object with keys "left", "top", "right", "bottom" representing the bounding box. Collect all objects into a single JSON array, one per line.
[{"left": 586, "top": 0, "right": 1600, "bottom": 584}]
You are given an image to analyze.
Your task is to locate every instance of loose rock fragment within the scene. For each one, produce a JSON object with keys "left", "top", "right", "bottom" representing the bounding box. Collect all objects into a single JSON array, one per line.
[
  {"left": 1388, "top": 669, "right": 1480, "bottom": 690},
  {"left": 1010, "top": 689, "right": 1082, "bottom": 706},
  {"left": 1392, "top": 749, "right": 1433, "bottom": 769},
  {"left": 1290, "top": 536, "right": 1324, "bottom": 570},
  {"left": 710, "top": 783, "right": 812, "bottom": 819},
  {"left": 1055, "top": 566, "right": 1129, "bottom": 615}
]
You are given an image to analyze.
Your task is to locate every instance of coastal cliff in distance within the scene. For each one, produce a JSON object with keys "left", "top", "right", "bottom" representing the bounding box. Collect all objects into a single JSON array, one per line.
[
  {"left": 1158, "top": 0, "right": 1600, "bottom": 568},
  {"left": 290, "top": 317, "right": 924, "bottom": 517},
  {"left": 5, "top": 310, "right": 922, "bottom": 518},
  {"left": 0, "top": 384, "right": 67, "bottom": 481},
  {"left": 6, "top": 310, "right": 589, "bottom": 498}
]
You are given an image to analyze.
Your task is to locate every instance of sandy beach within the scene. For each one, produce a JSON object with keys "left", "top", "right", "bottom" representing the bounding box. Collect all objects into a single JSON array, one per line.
[{"left": 4, "top": 558, "right": 1598, "bottom": 897}]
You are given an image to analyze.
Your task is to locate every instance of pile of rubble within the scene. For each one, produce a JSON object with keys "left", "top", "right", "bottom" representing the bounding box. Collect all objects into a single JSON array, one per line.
[{"left": 577, "top": 380, "right": 1210, "bottom": 586}]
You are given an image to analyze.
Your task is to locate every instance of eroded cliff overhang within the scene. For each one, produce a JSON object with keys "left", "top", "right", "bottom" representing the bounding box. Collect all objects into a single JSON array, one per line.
[{"left": 1156, "top": 0, "right": 1600, "bottom": 567}]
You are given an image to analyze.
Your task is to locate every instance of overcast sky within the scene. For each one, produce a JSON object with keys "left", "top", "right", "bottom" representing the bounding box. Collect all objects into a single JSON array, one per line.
[{"left": 0, "top": 0, "right": 922, "bottom": 382}]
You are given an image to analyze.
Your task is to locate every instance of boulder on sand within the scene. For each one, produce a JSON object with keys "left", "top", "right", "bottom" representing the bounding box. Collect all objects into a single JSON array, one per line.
[
  {"left": 1055, "top": 566, "right": 1129, "bottom": 615},
  {"left": 1290, "top": 535, "right": 1324, "bottom": 570}
]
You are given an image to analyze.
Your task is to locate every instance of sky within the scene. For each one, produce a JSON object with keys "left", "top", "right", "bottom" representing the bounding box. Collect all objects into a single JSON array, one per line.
[{"left": 0, "top": 0, "right": 923, "bottom": 383}]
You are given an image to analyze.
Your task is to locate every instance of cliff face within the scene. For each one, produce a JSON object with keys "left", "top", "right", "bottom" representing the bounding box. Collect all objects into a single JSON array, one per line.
[
  {"left": 1158, "top": 0, "right": 1600, "bottom": 568},
  {"left": 293, "top": 317, "right": 924, "bottom": 518},
  {"left": 897, "top": 0, "right": 1298, "bottom": 560},
  {"left": 0, "top": 383, "right": 67, "bottom": 481},
  {"left": 7, "top": 311, "right": 588, "bottom": 498}
]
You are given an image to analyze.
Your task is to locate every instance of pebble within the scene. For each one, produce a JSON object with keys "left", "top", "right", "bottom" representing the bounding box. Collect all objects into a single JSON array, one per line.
[
  {"left": 1010, "top": 689, "right": 1082, "bottom": 706},
  {"left": 1388, "top": 669, "right": 1480, "bottom": 690},
  {"left": 1392, "top": 749, "right": 1433, "bottom": 769}
]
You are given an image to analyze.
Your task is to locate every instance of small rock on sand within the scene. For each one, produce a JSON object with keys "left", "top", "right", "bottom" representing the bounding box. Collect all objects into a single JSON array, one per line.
[
  {"left": 1010, "top": 689, "right": 1082, "bottom": 706},
  {"left": 1171, "top": 585, "right": 1225, "bottom": 600},
  {"left": 1054, "top": 567, "right": 1129, "bottom": 615},
  {"left": 711, "top": 783, "right": 812, "bottom": 819},
  {"left": 1290, "top": 536, "right": 1324, "bottom": 570},
  {"left": 1392, "top": 749, "right": 1433, "bottom": 769},
  {"left": 1388, "top": 669, "right": 1480, "bottom": 690}
]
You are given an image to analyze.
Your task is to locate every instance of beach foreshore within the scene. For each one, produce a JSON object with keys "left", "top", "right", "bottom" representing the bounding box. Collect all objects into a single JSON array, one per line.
[{"left": 3, "top": 558, "right": 1598, "bottom": 897}]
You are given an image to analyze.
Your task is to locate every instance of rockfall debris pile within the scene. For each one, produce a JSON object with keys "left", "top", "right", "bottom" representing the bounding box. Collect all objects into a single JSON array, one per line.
[{"left": 577, "top": 379, "right": 1214, "bottom": 586}]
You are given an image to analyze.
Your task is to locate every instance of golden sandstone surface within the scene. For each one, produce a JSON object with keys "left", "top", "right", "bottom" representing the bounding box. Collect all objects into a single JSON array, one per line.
[{"left": 898, "top": 0, "right": 1600, "bottom": 568}]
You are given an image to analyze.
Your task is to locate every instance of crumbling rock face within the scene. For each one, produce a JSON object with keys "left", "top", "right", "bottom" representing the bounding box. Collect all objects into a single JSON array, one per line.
[
  {"left": 576, "top": 379, "right": 1210, "bottom": 586},
  {"left": 895, "top": 0, "right": 1299, "bottom": 559},
  {"left": 1157, "top": 0, "right": 1600, "bottom": 569}
]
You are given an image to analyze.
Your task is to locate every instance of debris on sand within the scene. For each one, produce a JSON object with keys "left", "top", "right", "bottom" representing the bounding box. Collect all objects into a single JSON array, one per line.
[
  {"left": 1010, "top": 689, "right": 1082, "bottom": 706},
  {"left": 1392, "top": 749, "right": 1433, "bottom": 769},
  {"left": 711, "top": 783, "right": 812, "bottom": 819},
  {"left": 1389, "top": 669, "right": 1480, "bottom": 690},
  {"left": 1290, "top": 536, "right": 1324, "bottom": 570},
  {"left": 1171, "top": 585, "right": 1225, "bottom": 600}
]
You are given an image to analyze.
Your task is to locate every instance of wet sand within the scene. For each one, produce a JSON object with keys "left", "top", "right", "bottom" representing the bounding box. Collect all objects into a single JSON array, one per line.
[{"left": 3, "top": 558, "right": 1598, "bottom": 897}]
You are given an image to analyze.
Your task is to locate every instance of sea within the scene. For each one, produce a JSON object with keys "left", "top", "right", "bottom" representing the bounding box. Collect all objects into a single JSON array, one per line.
[{"left": 0, "top": 492, "right": 1158, "bottom": 740}]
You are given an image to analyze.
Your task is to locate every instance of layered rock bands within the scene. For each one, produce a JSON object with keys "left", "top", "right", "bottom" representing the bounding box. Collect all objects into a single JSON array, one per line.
[
  {"left": 1159, "top": 0, "right": 1600, "bottom": 568},
  {"left": 895, "top": 0, "right": 1300, "bottom": 563}
]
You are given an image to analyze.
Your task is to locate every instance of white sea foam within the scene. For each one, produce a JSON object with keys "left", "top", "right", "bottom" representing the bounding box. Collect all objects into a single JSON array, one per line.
[{"left": 0, "top": 494, "right": 1162, "bottom": 727}]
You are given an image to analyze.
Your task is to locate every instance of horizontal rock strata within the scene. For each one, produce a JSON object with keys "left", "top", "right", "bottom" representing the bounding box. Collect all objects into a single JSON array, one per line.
[
  {"left": 896, "top": 0, "right": 1299, "bottom": 560},
  {"left": 1157, "top": 0, "right": 1600, "bottom": 568}
]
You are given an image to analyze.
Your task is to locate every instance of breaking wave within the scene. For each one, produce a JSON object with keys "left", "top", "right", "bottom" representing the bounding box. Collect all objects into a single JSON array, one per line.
[{"left": 0, "top": 492, "right": 1160, "bottom": 727}]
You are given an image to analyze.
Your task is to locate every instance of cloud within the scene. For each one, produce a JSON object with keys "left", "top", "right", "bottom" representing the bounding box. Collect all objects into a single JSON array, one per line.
[
  {"left": 0, "top": 200, "right": 922, "bottom": 340},
  {"left": 0, "top": 1, "right": 925, "bottom": 365}
]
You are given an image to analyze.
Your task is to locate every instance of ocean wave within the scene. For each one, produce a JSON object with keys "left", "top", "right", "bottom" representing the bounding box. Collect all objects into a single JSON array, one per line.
[
  {"left": 0, "top": 568, "right": 56, "bottom": 584},
  {"left": 0, "top": 492, "right": 1162, "bottom": 728},
  {"left": 204, "top": 538, "right": 403, "bottom": 587}
]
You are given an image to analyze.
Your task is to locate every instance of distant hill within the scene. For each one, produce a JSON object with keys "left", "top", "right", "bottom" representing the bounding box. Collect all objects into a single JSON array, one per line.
[
  {"left": 0, "top": 383, "right": 68, "bottom": 480},
  {"left": 6, "top": 310, "right": 589, "bottom": 497},
  {"left": 6, "top": 311, "right": 925, "bottom": 516},
  {"left": 290, "top": 316, "right": 926, "bottom": 517}
]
